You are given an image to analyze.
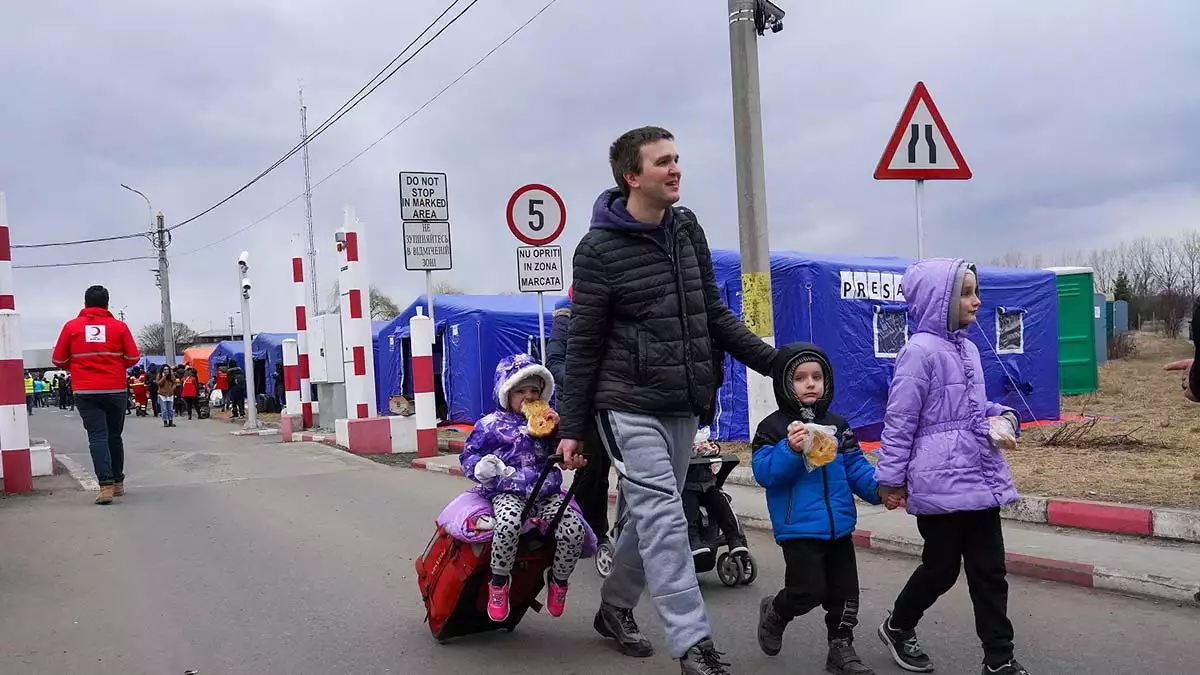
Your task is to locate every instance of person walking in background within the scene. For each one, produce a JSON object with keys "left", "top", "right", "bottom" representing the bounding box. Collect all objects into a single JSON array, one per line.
[
  {"left": 24, "top": 371, "right": 34, "bottom": 415},
  {"left": 225, "top": 360, "right": 246, "bottom": 419},
  {"left": 156, "top": 365, "right": 178, "bottom": 428},
  {"left": 51, "top": 285, "right": 140, "bottom": 505},
  {"left": 180, "top": 368, "right": 199, "bottom": 420}
]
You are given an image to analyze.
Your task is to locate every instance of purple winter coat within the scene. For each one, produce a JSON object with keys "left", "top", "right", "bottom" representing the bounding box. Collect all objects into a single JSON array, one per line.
[
  {"left": 459, "top": 353, "right": 563, "bottom": 501},
  {"left": 874, "top": 258, "right": 1021, "bottom": 516}
]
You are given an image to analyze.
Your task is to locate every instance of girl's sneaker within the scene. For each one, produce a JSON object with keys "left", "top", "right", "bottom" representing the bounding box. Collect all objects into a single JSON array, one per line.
[
  {"left": 487, "top": 579, "right": 510, "bottom": 622},
  {"left": 546, "top": 572, "right": 569, "bottom": 617}
]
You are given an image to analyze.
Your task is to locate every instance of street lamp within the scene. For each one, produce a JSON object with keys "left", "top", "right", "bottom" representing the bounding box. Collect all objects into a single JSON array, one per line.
[{"left": 237, "top": 250, "right": 259, "bottom": 429}]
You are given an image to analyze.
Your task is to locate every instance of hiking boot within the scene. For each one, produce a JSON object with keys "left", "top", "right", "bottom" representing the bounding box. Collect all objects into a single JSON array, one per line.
[
  {"left": 113, "top": 482, "right": 124, "bottom": 497},
  {"left": 756, "top": 596, "right": 789, "bottom": 656},
  {"left": 877, "top": 615, "right": 934, "bottom": 673},
  {"left": 486, "top": 579, "right": 510, "bottom": 622},
  {"left": 680, "top": 638, "right": 732, "bottom": 675},
  {"left": 593, "top": 602, "right": 654, "bottom": 657},
  {"left": 95, "top": 485, "right": 114, "bottom": 505},
  {"left": 983, "top": 660, "right": 1031, "bottom": 675},
  {"left": 545, "top": 571, "right": 568, "bottom": 618},
  {"left": 827, "top": 638, "right": 875, "bottom": 674}
]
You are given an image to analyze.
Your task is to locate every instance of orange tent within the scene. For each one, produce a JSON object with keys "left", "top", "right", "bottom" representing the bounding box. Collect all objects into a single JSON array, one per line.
[{"left": 182, "top": 346, "right": 215, "bottom": 383}]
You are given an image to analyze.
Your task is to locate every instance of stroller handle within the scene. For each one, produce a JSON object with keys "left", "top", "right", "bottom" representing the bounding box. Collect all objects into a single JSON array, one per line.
[{"left": 517, "top": 454, "right": 576, "bottom": 535}]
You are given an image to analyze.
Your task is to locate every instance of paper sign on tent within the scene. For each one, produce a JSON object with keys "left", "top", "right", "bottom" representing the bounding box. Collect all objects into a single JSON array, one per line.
[{"left": 874, "top": 81, "right": 971, "bottom": 180}]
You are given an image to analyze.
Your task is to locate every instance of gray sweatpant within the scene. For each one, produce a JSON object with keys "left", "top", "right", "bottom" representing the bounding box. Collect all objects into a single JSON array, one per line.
[{"left": 595, "top": 410, "right": 710, "bottom": 658}]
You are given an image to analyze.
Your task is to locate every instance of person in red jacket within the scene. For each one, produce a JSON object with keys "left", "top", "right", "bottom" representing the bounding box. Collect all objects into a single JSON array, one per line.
[{"left": 51, "top": 285, "right": 140, "bottom": 505}]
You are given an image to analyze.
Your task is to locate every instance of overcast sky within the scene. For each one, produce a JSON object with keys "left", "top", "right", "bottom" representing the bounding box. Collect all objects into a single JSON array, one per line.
[{"left": 1, "top": 0, "right": 1196, "bottom": 347}]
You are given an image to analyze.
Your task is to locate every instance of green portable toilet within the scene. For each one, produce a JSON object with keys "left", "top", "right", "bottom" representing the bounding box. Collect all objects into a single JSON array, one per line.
[{"left": 1046, "top": 266, "right": 1099, "bottom": 394}]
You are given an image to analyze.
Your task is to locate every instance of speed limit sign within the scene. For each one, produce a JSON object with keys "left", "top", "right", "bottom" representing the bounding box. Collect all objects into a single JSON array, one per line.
[{"left": 507, "top": 184, "right": 566, "bottom": 246}]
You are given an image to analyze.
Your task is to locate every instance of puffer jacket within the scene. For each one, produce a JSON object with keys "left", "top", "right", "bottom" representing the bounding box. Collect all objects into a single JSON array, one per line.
[
  {"left": 557, "top": 188, "right": 777, "bottom": 440},
  {"left": 459, "top": 353, "right": 562, "bottom": 501},
  {"left": 874, "top": 258, "right": 1020, "bottom": 515},
  {"left": 51, "top": 307, "right": 140, "bottom": 394},
  {"left": 752, "top": 343, "right": 880, "bottom": 541}
]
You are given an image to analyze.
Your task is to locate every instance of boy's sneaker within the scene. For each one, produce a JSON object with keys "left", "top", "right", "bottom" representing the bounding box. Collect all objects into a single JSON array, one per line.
[
  {"left": 486, "top": 579, "right": 510, "bottom": 623},
  {"left": 680, "top": 638, "right": 731, "bottom": 675},
  {"left": 727, "top": 535, "right": 749, "bottom": 556},
  {"left": 826, "top": 638, "right": 875, "bottom": 674},
  {"left": 756, "top": 596, "right": 789, "bottom": 656},
  {"left": 877, "top": 615, "right": 934, "bottom": 673},
  {"left": 983, "top": 660, "right": 1031, "bottom": 675},
  {"left": 594, "top": 602, "right": 654, "bottom": 657},
  {"left": 545, "top": 572, "right": 568, "bottom": 617},
  {"left": 689, "top": 533, "right": 712, "bottom": 557}
]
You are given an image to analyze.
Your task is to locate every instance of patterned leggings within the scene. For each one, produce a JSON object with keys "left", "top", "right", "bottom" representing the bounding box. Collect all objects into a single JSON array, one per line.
[{"left": 490, "top": 492, "right": 586, "bottom": 582}]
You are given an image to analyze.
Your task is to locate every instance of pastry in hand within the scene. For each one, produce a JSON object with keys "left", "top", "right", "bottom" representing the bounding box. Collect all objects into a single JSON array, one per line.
[
  {"left": 806, "top": 428, "right": 837, "bottom": 468},
  {"left": 522, "top": 399, "right": 557, "bottom": 437}
]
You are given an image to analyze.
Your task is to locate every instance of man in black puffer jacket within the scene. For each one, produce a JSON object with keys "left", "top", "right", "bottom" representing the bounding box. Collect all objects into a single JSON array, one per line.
[{"left": 557, "top": 126, "right": 778, "bottom": 675}]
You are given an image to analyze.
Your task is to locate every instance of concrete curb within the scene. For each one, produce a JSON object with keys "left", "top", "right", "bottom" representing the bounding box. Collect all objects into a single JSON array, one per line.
[
  {"left": 407, "top": 458, "right": 1200, "bottom": 608},
  {"left": 723, "top": 466, "right": 1200, "bottom": 545},
  {"left": 229, "top": 428, "right": 280, "bottom": 437}
]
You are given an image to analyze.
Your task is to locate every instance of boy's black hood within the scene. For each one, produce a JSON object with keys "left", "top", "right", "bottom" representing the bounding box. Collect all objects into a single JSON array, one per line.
[{"left": 771, "top": 342, "right": 835, "bottom": 422}]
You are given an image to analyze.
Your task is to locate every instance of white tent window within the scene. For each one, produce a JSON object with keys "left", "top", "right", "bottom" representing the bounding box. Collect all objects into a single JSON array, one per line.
[
  {"left": 874, "top": 307, "right": 908, "bottom": 358},
  {"left": 997, "top": 308, "right": 1025, "bottom": 355}
]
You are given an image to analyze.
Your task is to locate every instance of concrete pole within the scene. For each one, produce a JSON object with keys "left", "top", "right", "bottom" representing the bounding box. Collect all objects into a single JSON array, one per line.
[
  {"left": 238, "top": 252, "right": 259, "bottom": 429},
  {"left": 157, "top": 212, "right": 177, "bottom": 366},
  {"left": 728, "top": 0, "right": 784, "bottom": 433}
]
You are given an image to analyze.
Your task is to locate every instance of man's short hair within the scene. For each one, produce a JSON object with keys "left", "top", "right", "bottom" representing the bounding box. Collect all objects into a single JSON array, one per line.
[
  {"left": 84, "top": 285, "right": 109, "bottom": 309},
  {"left": 610, "top": 126, "right": 674, "bottom": 198}
]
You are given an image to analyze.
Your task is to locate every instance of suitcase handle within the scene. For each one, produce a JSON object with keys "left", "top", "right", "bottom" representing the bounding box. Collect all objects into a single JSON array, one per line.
[{"left": 517, "top": 455, "right": 579, "bottom": 536}]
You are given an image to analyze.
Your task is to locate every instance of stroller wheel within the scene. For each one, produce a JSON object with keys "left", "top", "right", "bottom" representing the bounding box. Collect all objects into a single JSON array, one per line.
[
  {"left": 738, "top": 553, "right": 758, "bottom": 585},
  {"left": 716, "top": 552, "right": 742, "bottom": 587},
  {"left": 595, "top": 539, "right": 616, "bottom": 578}
]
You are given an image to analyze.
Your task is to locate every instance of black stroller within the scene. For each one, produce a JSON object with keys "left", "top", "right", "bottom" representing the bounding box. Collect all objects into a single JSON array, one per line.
[
  {"left": 196, "top": 383, "right": 211, "bottom": 419},
  {"left": 595, "top": 453, "right": 758, "bottom": 587}
]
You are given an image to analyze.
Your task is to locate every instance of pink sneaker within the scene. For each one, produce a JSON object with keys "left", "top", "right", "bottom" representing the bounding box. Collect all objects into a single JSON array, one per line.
[
  {"left": 546, "top": 575, "right": 569, "bottom": 617},
  {"left": 487, "top": 580, "right": 510, "bottom": 622}
]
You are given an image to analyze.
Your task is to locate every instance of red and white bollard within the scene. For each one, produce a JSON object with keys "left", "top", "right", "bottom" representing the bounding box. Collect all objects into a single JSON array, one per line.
[
  {"left": 290, "top": 235, "right": 314, "bottom": 428},
  {"left": 0, "top": 193, "right": 30, "bottom": 493},
  {"left": 410, "top": 311, "right": 437, "bottom": 458},
  {"left": 336, "top": 207, "right": 376, "bottom": 420},
  {"left": 279, "top": 338, "right": 302, "bottom": 440}
]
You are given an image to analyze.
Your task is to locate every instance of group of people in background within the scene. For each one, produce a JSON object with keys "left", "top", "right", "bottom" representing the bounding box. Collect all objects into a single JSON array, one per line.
[{"left": 23, "top": 371, "right": 73, "bottom": 413}]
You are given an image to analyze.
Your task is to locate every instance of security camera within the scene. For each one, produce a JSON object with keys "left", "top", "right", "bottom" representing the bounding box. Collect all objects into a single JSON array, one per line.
[
  {"left": 756, "top": 0, "right": 785, "bottom": 34},
  {"left": 334, "top": 231, "right": 347, "bottom": 244},
  {"left": 238, "top": 251, "right": 250, "bottom": 273},
  {"left": 241, "top": 278, "right": 252, "bottom": 292}
]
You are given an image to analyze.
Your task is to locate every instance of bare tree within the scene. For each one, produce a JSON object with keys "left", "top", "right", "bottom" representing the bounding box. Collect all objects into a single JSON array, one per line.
[
  {"left": 1125, "top": 237, "right": 1156, "bottom": 296},
  {"left": 1179, "top": 230, "right": 1200, "bottom": 297},
  {"left": 430, "top": 281, "right": 465, "bottom": 295},
  {"left": 1087, "top": 247, "right": 1118, "bottom": 294},
  {"left": 1151, "top": 235, "right": 1186, "bottom": 294},
  {"left": 136, "top": 322, "right": 197, "bottom": 355},
  {"left": 999, "top": 251, "right": 1028, "bottom": 268}
]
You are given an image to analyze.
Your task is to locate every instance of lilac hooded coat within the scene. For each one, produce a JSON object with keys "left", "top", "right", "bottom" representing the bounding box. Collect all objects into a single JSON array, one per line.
[
  {"left": 874, "top": 258, "right": 1021, "bottom": 516},
  {"left": 459, "top": 353, "right": 563, "bottom": 501}
]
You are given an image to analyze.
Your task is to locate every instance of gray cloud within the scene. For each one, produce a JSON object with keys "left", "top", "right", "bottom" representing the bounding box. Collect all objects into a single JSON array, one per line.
[{"left": 1, "top": 0, "right": 1196, "bottom": 346}]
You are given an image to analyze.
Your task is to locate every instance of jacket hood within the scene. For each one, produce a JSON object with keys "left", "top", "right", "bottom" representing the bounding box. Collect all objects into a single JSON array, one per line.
[
  {"left": 902, "top": 258, "right": 974, "bottom": 338},
  {"left": 771, "top": 342, "right": 835, "bottom": 421},
  {"left": 589, "top": 187, "right": 672, "bottom": 232},
  {"left": 492, "top": 352, "right": 555, "bottom": 411},
  {"left": 78, "top": 307, "right": 115, "bottom": 319}
]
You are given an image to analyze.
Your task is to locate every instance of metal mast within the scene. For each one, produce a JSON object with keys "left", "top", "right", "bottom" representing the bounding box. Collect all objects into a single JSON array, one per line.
[{"left": 299, "top": 82, "right": 319, "bottom": 310}]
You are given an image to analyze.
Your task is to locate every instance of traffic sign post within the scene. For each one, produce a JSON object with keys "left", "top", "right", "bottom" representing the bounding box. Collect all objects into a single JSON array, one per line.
[
  {"left": 508, "top": 184, "right": 566, "bottom": 364},
  {"left": 400, "top": 171, "right": 451, "bottom": 322},
  {"left": 874, "top": 81, "right": 971, "bottom": 259}
]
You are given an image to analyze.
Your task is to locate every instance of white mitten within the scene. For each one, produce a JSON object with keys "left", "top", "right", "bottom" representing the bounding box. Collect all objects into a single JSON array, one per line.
[
  {"left": 987, "top": 416, "right": 1017, "bottom": 450},
  {"left": 473, "top": 454, "right": 513, "bottom": 481}
]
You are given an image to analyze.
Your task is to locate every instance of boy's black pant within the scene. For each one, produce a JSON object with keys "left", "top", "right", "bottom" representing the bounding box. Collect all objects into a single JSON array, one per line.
[
  {"left": 573, "top": 424, "right": 612, "bottom": 538},
  {"left": 773, "top": 535, "right": 860, "bottom": 641},
  {"left": 891, "top": 507, "right": 1014, "bottom": 667},
  {"left": 682, "top": 486, "right": 742, "bottom": 545}
]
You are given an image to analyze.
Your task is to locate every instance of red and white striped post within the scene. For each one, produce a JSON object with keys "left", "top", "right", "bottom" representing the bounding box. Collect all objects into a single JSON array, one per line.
[
  {"left": 290, "top": 235, "right": 313, "bottom": 428},
  {"left": 0, "top": 193, "right": 31, "bottom": 493},
  {"left": 282, "top": 338, "right": 301, "bottom": 416},
  {"left": 336, "top": 207, "right": 376, "bottom": 420},
  {"left": 411, "top": 311, "right": 437, "bottom": 458}
]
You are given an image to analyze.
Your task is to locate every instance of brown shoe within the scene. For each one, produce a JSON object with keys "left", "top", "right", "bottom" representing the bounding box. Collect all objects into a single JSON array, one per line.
[
  {"left": 95, "top": 485, "right": 114, "bottom": 505},
  {"left": 113, "top": 482, "right": 124, "bottom": 497}
]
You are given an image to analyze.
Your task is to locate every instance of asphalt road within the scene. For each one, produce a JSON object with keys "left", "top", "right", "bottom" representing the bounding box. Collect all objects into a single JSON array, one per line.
[{"left": 2, "top": 411, "right": 1196, "bottom": 674}]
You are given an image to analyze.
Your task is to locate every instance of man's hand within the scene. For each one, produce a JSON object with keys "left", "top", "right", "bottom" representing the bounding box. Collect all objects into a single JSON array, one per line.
[
  {"left": 1164, "top": 359, "right": 1197, "bottom": 402},
  {"left": 556, "top": 438, "right": 588, "bottom": 470}
]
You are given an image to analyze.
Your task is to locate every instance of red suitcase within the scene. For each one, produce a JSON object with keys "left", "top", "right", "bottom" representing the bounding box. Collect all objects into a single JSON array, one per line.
[{"left": 416, "top": 457, "right": 576, "bottom": 643}]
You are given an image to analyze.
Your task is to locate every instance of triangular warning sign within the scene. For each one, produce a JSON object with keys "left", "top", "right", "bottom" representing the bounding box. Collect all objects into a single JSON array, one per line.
[{"left": 874, "top": 81, "right": 971, "bottom": 180}]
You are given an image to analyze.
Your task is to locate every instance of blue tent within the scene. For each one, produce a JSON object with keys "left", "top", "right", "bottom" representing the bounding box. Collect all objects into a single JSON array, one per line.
[
  {"left": 377, "top": 294, "right": 564, "bottom": 422},
  {"left": 208, "top": 340, "right": 246, "bottom": 377},
  {"left": 128, "top": 354, "right": 182, "bottom": 373},
  {"left": 250, "top": 332, "right": 296, "bottom": 397},
  {"left": 708, "top": 251, "right": 1061, "bottom": 442}
]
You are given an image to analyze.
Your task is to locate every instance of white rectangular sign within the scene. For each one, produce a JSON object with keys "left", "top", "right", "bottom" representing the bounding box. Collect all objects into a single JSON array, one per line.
[
  {"left": 399, "top": 171, "right": 450, "bottom": 222},
  {"left": 839, "top": 270, "right": 905, "bottom": 302},
  {"left": 403, "top": 221, "right": 453, "bottom": 271},
  {"left": 517, "top": 245, "right": 564, "bottom": 293}
]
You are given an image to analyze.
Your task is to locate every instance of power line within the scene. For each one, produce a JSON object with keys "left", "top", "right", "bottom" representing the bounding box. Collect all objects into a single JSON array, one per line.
[
  {"left": 171, "top": 0, "right": 560, "bottom": 259},
  {"left": 13, "top": 254, "right": 155, "bottom": 270},
  {"left": 9, "top": 0, "right": 477, "bottom": 251}
]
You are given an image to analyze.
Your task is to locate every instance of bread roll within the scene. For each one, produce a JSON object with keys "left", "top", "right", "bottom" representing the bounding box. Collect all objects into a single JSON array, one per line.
[
  {"left": 522, "top": 399, "right": 557, "bottom": 437},
  {"left": 806, "top": 428, "right": 837, "bottom": 468}
]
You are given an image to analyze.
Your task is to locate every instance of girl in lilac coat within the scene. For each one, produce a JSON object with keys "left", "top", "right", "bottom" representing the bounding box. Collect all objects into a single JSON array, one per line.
[
  {"left": 874, "top": 259, "right": 1030, "bottom": 675},
  {"left": 459, "top": 353, "right": 587, "bottom": 623}
]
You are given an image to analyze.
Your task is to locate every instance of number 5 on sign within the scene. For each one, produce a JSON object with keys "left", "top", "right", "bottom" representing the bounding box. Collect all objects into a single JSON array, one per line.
[{"left": 507, "top": 184, "right": 566, "bottom": 246}]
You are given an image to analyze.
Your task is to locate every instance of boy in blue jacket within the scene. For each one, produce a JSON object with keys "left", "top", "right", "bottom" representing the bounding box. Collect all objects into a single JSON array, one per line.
[{"left": 752, "top": 342, "right": 882, "bottom": 675}]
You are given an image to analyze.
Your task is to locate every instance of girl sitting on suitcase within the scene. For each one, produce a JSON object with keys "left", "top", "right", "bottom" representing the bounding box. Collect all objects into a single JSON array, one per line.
[{"left": 460, "top": 353, "right": 589, "bottom": 623}]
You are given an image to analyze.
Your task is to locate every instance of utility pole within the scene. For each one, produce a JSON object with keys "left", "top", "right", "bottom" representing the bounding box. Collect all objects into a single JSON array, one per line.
[
  {"left": 299, "top": 83, "right": 319, "bottom": 311},
  {"left": 728, "top": 0, "right": 785, "bottom": 432},
  {"left": 155, "top": 211, "right": 177, "bottom": 366}
]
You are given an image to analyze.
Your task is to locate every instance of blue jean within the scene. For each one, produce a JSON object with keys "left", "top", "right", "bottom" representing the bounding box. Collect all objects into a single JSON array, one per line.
[
  {"left": 160, "top": 396, "right": 175, "bottom": 422},
  {"left": 75, "top": 392, "right": 127, "bottom": 485}
]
